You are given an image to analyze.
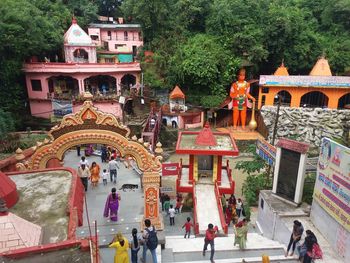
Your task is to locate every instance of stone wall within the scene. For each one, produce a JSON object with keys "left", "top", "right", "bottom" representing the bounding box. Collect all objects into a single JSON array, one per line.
[{"left": 260, "top": 106, "right": 350, "bottom": 147}]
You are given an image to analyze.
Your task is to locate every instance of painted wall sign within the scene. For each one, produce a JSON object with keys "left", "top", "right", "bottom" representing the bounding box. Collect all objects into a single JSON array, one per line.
[
  {"left": 313, "top": 138, "right": 350, "bottom": 231},
  {"left": 259, "top": 75, "right": 350, "bottom": 88},
  {"left": 256, "top": 138, "right": 276, "bottom": 166}
]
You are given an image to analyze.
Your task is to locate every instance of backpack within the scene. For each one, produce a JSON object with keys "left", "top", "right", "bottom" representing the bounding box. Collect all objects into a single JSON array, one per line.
[
  {"left": 146, "top": 227, "right": 158, "bottom": 250},
  {"left": 307, "top": 243, "right": 323, "bottom": 259}
]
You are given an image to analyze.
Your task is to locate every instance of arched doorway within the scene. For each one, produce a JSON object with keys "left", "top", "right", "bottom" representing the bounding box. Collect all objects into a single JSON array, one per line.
[
  {"left": 338, "top": 93, "right": 350, "bottom": 109},
  {"left": 22, "top": 100, "right": 163, "bottom": 229},
  {"left": 73, "top": 48, "right": 89, "bottom": 63},
  {"left": 300, "top": 91, "right": 329, "bottom": 108},
  {"left": 84, "top": 75, "right": 116, "bottom": 96},
  {"left": 274, "top": 90, "right": 292, "bottom": 106},
  {"left": 48, "top": 76, "right": 79, "bottom": 99},
  {"left": 121, "top": 74, "right": 136, "bottom": 90}
]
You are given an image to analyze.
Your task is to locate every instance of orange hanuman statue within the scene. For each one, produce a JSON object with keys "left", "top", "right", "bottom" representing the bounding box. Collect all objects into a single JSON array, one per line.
[{"left": 229, "top": 69, "right": 256, "bottom": 129}]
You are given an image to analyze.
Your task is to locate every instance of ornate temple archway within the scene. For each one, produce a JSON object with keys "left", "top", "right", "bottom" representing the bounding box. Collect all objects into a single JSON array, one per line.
[{"left": 23, "top": 100, "right": 163, "bottom": 229}]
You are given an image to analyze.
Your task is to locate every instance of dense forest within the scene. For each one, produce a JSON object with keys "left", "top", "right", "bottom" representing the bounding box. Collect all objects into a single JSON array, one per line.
[{"left": 0, "top": 0, "right": 349, "bottom": 128}]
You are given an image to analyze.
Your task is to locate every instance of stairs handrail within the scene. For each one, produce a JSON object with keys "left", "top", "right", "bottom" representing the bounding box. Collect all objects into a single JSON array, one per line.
[{"left": 214, "top": 182, "right": 228, "bottom": 234}]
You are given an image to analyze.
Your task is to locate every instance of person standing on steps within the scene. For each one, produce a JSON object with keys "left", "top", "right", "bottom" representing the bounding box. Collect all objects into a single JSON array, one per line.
[
  {"left": 285, "top": 220, "right": 304, "bottom": 257},
  {"left": 103, "top": 187, "right": 121, "bottom": 222},
  {"left": 142, "top": 219, "right": 158, "bottom": 263},
  {"left": 129, "top": 228, "right": 143, "bottom": 263},
  {"left": 182, "top": 217, "right": 193, "bottom": 238},
  {"left": 169, "top": 205, "right": 176, "bottom": 226},
  {"left": 79, "top": 155, "right": 89, "bottom": 168},
  {"left": 202, "top": 223, "right": 219, "bottom": 263},
  {"left": 108, "top": 156, "right": 120, "bottom": 184},
  {"left": 234, "top": 218, "right": 249, "bottom": 249},
  {"left": 77, "top": 164, "right": 90, "bottom": 192}
]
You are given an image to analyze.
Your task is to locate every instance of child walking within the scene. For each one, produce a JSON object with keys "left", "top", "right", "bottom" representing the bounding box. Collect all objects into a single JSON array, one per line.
[
  {"left": 169, "top": 205, "right": 176, "bottom": 226},
  {"left": 182, "top": 217, "right": 193, "bottom": 238},
  {"left": 102, "top": 169, "right": 108, "bottom": 186}
]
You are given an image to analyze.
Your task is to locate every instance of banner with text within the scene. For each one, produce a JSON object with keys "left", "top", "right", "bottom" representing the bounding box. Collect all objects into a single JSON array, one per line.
[
  {"left": 314, "top": 138, "right": 350, "bottom": 231},
  {"left": 256, "top": 138, "right": 276, "bottom": 166},
  {"left": 52, "top": 99, "right": 73, "bottom": 117}
]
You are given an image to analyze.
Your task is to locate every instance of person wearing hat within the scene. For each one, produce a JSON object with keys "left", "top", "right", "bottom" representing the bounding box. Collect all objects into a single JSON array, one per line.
[
  {"left": 285, "top": 220, "right": 304, "bottom": 257},
  {"left": 109, "top": 232, "right": 130, "bottom": 263}
]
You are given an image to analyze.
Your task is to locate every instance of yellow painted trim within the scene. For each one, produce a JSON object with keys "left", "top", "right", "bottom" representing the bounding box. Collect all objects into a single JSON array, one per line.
[
  {"left": 213, "top": 156, "right": 218, "bottom": 182},
  {"left": 193, "top": 156, "right": 198, "bottom": 182}
]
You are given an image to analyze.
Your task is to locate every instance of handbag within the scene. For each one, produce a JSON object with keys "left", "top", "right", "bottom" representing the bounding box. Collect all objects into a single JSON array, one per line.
[{"left": 307, "top": 243, "right": 323, "bottom": 259}]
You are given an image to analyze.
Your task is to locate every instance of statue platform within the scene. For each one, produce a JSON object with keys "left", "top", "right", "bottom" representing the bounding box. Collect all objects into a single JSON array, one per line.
[{"left": 216, "top": 127, "right": 264, "bottom": 141}]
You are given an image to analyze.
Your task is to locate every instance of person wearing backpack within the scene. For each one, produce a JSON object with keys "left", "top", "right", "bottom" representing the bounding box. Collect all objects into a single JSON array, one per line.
[{"left": 142, "top": 219, "right": 158, "bottom": 263}]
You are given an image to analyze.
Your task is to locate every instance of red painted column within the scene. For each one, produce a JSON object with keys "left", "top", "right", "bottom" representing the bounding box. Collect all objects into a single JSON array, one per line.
[
  {"left": 217, "top": 156, "right": 222, "bottom": 183},
  {"left": 189, "top": 155, "right": 194, "bottom": 183}
]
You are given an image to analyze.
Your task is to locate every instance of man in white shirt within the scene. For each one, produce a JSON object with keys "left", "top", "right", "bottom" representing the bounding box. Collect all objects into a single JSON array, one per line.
[
  {"left": 108, "top": 156, "right": 120, "bottom": 184},
  {"left": 77, "top": 164, "right": 91, "bottom": 191},
  {"left": 79, "top": 156, "right": 89, "bottom": 168},
  {"left": 169, "top": 205, "right": 176, "bottom": 226}
]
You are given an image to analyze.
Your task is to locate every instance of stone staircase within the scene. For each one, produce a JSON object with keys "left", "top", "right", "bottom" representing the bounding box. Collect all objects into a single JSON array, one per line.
[{"left": 162, "top": 233, "right": 299, "bottom": 263}]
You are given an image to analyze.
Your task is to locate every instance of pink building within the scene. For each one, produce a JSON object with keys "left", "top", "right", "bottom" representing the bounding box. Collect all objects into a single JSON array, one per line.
[{"left": 23, "top": 18, "right": 143, "bottom": 119}]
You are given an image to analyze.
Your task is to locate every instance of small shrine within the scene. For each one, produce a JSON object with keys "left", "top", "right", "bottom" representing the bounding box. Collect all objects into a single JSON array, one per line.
[
  {"left": 175, "top": 122, "right": 238, "bottom": 191},
  {"left": 169, "top": 85, "right": 186, "bottom": 113},
  {"left": 162, "top": 85, "right": 204, "bottom": 129}
]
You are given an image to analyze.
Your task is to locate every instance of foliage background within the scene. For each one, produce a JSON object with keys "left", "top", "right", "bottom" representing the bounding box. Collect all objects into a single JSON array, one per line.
[{"left": 0, "top": 0, "right": 349, "bottom": 122}]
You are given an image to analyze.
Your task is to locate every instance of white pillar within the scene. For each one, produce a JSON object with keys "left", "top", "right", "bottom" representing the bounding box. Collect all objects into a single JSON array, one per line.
[
  {"left": 272, "top": 147, "right": 281, "bottom": 194},
  {"left": 294, "top": 153, "right": 307, "bottom": 204},
  {"left": 78, "top": 79, "right": 85, "bottom": 94}
]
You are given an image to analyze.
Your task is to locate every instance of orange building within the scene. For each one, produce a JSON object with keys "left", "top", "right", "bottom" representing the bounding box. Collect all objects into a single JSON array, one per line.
[{"left": 258, "top": 58, "right": 350, "bottom": 109}]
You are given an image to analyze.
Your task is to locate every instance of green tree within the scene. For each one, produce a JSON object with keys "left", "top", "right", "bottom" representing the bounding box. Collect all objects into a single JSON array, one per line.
[
  {"left": 64, "top": 0, "right": 98, "bottom": 27},
  {"left": 168, "top": 34, "right": 240, "bottom": 107}
]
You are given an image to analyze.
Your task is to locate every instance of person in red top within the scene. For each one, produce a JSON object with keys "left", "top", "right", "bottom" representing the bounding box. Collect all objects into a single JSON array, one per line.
[
  {"left": 182, "top": 217, "right": 193, "bottom": 238},
  {"left": 202, "top": 223, "right": 219, "bottom": 263}
]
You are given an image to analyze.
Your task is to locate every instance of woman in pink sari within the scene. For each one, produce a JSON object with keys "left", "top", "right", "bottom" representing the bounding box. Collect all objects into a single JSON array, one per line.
[{"left": 104, "top": 188, "right": 121, "bottom": 221}]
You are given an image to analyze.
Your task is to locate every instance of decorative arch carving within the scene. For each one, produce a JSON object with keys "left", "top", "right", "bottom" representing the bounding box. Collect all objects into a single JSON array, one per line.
[{"left": 26, "top": 100, "right": 163, "bottom": 228}]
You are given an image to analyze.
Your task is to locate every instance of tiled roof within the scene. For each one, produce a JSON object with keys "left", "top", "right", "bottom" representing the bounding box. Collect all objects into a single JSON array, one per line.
[
  {"left": 276, "top": 138, "right": 309, "bottom": 154},
  {"left": 170, "top": 85, "right": 185, "bottom": 99}
]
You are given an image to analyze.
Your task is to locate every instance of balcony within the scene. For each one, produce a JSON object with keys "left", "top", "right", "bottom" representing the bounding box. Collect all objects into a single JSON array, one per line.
[{"left": 23, "top": 62, "right": 141, "bottom": 74}]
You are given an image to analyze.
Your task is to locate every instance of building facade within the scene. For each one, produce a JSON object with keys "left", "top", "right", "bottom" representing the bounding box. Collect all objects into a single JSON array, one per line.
[
  {"left": 23, "top": 18, "right": 143, "bottom": 119},
  {"left": 258, "top": 58, "right": 350, "bottom": 110}
]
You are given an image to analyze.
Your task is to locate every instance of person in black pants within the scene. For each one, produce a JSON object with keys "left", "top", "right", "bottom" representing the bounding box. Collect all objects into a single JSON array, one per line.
[
  {"left": 77, "top": 145, "right": 81, "bottom": 156},
  {"left": 286, "top": 220, "right": 304, "bottom": 257}
]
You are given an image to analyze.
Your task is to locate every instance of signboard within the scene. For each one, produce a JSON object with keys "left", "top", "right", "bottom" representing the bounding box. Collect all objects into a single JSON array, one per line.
[
  {"left": 52, "top": 99, "right": 73, "bottom": 117},
  {"left": 259, "top": 75, "right": 350, "bottom": 88},
  {"left": 256, "top": 138, "right": 276, "bottom": 166},
  {"left": 313, "top": 138, "right": 350, "bottom": 231}
]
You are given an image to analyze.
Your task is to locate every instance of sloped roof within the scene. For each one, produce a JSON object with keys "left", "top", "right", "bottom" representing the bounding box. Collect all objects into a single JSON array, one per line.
[
  {"left": 64, "top": 18, "right": 93, "bottom": 46},
  {"left": 195, "top": 122, "right": 217, "bottom": 146},
  {"left": 274, "top": 62, "right": 289, "bottom": 76},
  {"left": 310, "top": 57, "right": 332, "bottom": 76},
  {"left": 170, "top": 85, "right": 185, "bottom": 99}
]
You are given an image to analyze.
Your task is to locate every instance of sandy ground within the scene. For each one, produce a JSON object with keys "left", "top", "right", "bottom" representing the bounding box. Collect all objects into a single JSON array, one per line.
[
  {"left": 165, "top": 153, "right": 253, "bottom": 198},
  {"left": 9, "top": 171, "right": 71, "bottom": 243}
]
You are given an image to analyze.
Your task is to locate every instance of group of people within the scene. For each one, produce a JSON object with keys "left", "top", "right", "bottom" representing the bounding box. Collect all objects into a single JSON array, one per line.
[
  {"left": 222, "top": 194, "right": 244, "bottom": 226},
  {"left": 286, "top": 220, "right": 323, "bottom": 263},
  {"left": 109, "top": 219, "right": 158, "bottom": 263},
  {"left": 161, "top": 193, "right": 184, "bottom": 226},
  {"left": 77, "top": 154, "right": 121, "bottom": 191}
]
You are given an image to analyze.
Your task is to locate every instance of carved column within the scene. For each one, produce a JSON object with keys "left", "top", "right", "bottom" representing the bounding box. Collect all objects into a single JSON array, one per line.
[{"left": 142, "top": 171, "right": 163, "bottom": 230}]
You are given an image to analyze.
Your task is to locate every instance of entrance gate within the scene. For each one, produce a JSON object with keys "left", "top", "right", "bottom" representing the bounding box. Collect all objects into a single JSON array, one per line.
[{"left": 21, "top": 100, "right": 163, "bottom": 229}]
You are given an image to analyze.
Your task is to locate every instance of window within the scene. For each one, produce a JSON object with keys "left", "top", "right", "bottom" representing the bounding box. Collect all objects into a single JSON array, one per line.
[
  {"left": 107, "top": 31, "right": 111, "bottom": 40},
  {"left": 138, "top": 32, "right": 142, "bottom": 41},
  {"left": 105, "top": 58, "right": 115, "bottom": 63},
  {"left": 31, "top": 79, "right": 42, "bottom": 91},
  {"left": 115, "top": 44, "right": 126, "bottom": 51},
  {"left": 124, "top": 31, "right": 128, "bottom": 41},
  {"left": 262, "top": 87, "right": 269, "bottom": 93},
  {"left": 91, "top": 35, "right": 99, "bottom": 41}
]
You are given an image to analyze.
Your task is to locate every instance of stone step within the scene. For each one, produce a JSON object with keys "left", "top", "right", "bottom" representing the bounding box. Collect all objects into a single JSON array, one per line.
[{"left": 168, "top": 255, "right": 298, "bottom": 263}]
